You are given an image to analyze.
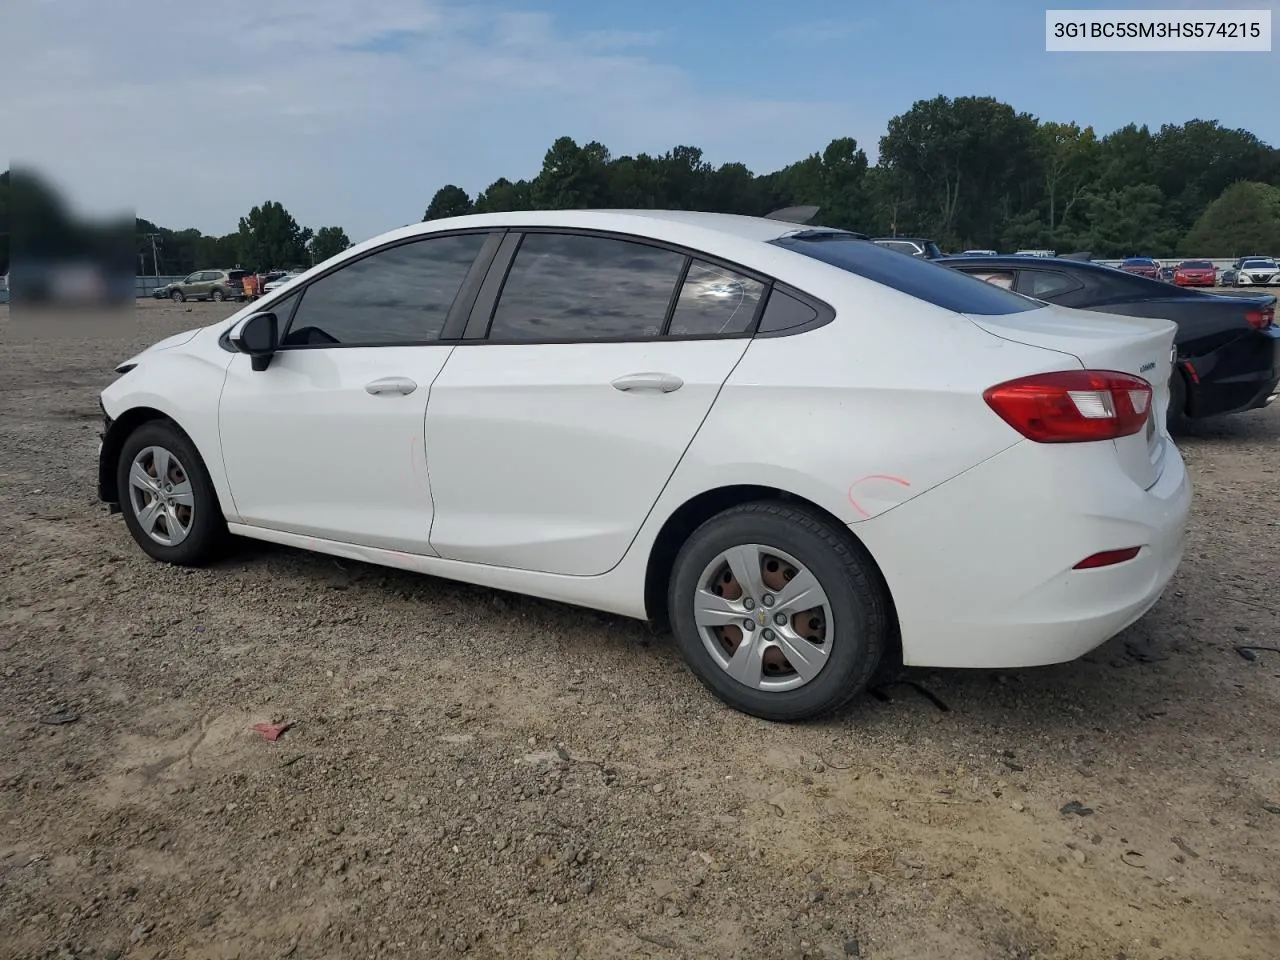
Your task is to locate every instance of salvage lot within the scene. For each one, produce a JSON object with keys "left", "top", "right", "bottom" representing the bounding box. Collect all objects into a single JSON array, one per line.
[{"left": 1, "top": 299, "right": 1278, "bottom": 960}]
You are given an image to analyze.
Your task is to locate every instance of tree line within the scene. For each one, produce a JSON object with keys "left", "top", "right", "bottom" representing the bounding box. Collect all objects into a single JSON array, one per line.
[
  {"left": 3, "top": 95, "right": 1280, "bottom": 279},
  {"left": 426, "top": 96, "right": 1280, "bottom": 258}
]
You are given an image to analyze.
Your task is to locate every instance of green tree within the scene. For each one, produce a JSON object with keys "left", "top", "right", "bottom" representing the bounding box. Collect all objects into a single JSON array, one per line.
[
  {"left": 309, "top": 226, "right": 351, "bottom": 263},
  {"left": 1082, "top": 184, "right": 1179, "bottom": 257},
  {"left": 236, "top": 201, "right": 308, "bottom": 271},
  {"left": 423, "top": 185, "right": 474, "bottom": 220},
  {"left": 1037, "top": 121, "right": 1099, "bottom": 239},
  {"left": 879, "top": 95, "right": 1038, "bottom": 246},
  {"left": 1151, "top": 120, "right": 1274, "bottom": 233},
  {"left": 530, "top": 137, "right": 612, "bottom": 209},
  {"left": 1179, "top": 181, "right": 1280, "bottom": 256},
  {"left": 474, "top": 177, "right": 533, "bottom": 213}
]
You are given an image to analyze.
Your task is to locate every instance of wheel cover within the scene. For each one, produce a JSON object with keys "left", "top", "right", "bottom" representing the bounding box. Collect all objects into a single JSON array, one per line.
[
  {"left": 127, "top": 445, "right": 196, "bottom": 547},
  {"left": 694, "top": 543, "right": 834, "bottom": 692}
]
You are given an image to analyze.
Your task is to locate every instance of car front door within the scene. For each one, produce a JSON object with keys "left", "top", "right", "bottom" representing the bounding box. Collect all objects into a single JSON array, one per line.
[
  {"left": 424, "top": 230, "right": 763, "bottom": 576},
  {"left": 175, "top": 272, "right": 201, "bottom": 298},
  {"left": 216, "top": 230, "right": 499, "bottom": 553}
]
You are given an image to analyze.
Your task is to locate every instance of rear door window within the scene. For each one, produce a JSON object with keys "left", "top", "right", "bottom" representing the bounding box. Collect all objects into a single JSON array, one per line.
[
  {"left": 487, "top": 233, "right": 686, "bottom": 342},
  {"left": 773, "top": 237, "right": 1039, "bottom": 315},
  {"left": 1016, "top": 269, "right": 1081, "bottom": 299}
]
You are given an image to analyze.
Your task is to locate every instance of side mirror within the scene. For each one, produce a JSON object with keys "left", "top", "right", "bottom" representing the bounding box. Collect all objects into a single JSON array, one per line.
[{"left": 229, "top": 312, "right": 279, "bottom": 371}]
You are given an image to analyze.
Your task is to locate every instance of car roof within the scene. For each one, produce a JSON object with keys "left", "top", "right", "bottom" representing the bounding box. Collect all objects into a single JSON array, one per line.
[
  {"left": 399, "top": 209, "right": 853, "bottom": 244},
  {"left": 934, "top": 254, "right": 1114, "bottom": 273}
]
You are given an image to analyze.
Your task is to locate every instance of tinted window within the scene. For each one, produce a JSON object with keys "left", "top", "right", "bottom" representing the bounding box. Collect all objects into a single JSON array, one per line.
[
  {"left": 667, "top": 260, "right": 765, "bottom": 336},
  {"left": 877, "top": 241, "right": 919, "bottom": 255},
  {"left": 1022, "top": 270, "right": 1077, "bottom": 298},
  {"left": 757, "top": 288, "right": 819, "bottom": 333},
  {"left": 966, "top": 269, "right": 1015, "bottom": 290},
  {"left": 774, "top": 237, "right": 1038, "bottom": 315},
  {"left": 282, "top": 233, "right": 486, "bottom": 346},
  {"left": 488, "top": 233, "right": 685, "bottom": 341}
]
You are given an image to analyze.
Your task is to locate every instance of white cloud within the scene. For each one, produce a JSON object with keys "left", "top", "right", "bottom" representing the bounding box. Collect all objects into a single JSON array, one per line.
[{"left": 0, "top": 0, "right": 870, "bottom": 242}]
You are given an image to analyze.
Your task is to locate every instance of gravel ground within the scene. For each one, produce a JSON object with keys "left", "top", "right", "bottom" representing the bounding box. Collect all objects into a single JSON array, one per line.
[{"left": 1, "top": 299, "right": 1278, "bottom": 960}]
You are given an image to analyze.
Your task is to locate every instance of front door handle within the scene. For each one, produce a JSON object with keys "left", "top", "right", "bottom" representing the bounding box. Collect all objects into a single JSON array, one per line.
[
  {"left": 365, "top": 376, "right": 418, "bottom": 396},
  {"left": 611, "top": 372, "right": 684, "bottom": 393}
]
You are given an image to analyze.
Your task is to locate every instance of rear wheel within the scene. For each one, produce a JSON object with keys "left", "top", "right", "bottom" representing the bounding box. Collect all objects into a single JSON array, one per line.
[
  {"left": 117, "top": 420, "right": 227, "bottom": 566},
  {"left": 211, "top": 288, "right": 225, "bottom": 302},
  {"left": 668, "top": 501, "right": 890, "bottom": 721}
]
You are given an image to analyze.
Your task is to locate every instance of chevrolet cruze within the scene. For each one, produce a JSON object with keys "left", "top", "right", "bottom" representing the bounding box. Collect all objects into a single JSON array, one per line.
[{"left": 97, "top": 210, "right": 1191, "bottom": 720}]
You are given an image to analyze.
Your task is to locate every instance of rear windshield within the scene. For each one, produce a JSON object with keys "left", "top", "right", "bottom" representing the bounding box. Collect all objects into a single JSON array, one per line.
[
  {"left": 771, "top": 236, "right": 1038, "bottom": 315},
  {"left": 228, "top": 270, "right": 247, "bottom": 280}
]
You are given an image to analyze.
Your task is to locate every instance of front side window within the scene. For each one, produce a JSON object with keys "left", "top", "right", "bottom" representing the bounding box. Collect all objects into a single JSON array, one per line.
[
  {"left": 667, "top": 260, "right": 765, "bottom": 336},
  {"left": 281, "top": 233, "right": 488, "bottom": 347},
  {"left": 487, "top": 233, "right": 685, "bottom": 342}
]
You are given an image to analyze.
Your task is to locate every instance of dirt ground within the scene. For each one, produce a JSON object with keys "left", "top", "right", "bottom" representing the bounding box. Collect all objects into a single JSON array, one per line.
[{"left": 1, "top": 298, "right": 1278, "bottom": 960}]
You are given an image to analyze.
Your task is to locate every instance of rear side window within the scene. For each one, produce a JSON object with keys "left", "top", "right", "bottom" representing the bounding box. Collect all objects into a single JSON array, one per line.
[
  {"left": 666, "top": 260, "right": 765, "bottom": 336},
  {"left": 282, "top": 233, "right": 487, "bottom": 346},
  {"left": 1020, "top": 270, "right": 1078, "bottom": 299},
  {"left": 773, "top": 237, "right": 1039, "bottom": 315},
  {"left": 488, "top": 233, "right": 685, "bottom": 341}
]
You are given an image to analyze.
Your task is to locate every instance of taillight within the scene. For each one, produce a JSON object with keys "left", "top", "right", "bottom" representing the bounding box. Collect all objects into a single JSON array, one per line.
[
  {"left": 983, "top": 370, "right": 1153, "bottom": 443},
  {"left": 1244, "top": 306, "right": 1274, "bottom": 330}
]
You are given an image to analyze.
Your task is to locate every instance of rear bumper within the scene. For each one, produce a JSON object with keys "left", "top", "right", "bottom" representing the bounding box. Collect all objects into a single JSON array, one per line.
[
  {"left": 854, "top": 439, "right": 1191, "bottom": 670},
  {"left": 1187, "top": 327, "right": 1280, "bottom": 417}
]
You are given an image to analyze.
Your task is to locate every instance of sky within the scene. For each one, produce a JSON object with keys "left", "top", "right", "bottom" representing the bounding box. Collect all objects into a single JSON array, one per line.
[{"left": 3, "top": 0, "right": 1277, "bottom": 244}]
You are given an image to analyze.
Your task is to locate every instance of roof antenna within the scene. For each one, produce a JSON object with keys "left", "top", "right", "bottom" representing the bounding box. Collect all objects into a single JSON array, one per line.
[{"left": 765, "top": 205, "right": 821, "bottom": 224}]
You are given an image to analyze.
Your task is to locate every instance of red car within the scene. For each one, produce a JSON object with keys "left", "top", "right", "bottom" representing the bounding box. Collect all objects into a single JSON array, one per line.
[
  {"left": 1173, "top": 260, "right": 1217, "bottom": 287},
  {"left": 1118, "top": 257, "right": 1162, "bottom": 279}
]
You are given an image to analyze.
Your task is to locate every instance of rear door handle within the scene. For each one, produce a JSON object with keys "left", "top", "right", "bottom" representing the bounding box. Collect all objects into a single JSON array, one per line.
[
  {"left": 611, "top": 372, "right": 684, "bottom": 393},
  {"left": 364, "top": 376, "right": 418, "bottom": 396}
]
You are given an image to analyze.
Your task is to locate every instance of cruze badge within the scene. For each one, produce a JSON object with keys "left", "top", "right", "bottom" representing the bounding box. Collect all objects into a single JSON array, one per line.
[{"left": 1140, "top": 361, "right": 1156, "bottom": 373}]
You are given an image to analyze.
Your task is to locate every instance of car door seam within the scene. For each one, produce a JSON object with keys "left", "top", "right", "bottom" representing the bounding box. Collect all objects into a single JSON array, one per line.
[
  {"left": 423, "top": 344, "right": 458, "bottom": 549},
  {"left": 598, "top": 339, "right": 756, "bottom": 578}
]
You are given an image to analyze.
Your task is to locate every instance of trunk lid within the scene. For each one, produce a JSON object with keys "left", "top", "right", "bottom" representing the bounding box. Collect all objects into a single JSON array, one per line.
[{"left": 964, "top": 304, "right": 1177, "bottom": 490}]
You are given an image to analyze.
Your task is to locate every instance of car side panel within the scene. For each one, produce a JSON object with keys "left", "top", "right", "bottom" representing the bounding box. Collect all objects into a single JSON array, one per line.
[
  {"left": 99, "top": 327, "right": 240, "bottom": 521},
  {"left": 647, "top": 292, "right": 1084, "bottom": 530}
]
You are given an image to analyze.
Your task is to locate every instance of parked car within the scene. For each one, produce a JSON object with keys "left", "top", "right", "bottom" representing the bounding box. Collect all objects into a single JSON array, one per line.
[
  {"left": 961, "top": 249, "right": 998, "bottom": 256},
  {"left": 1220, "top": 265, "right": 1239, "bottom": 286},
  {"left": 870, "top": 237, "right": 944, "bottom": 259},
  {"left": 97, "top": 210, "right": 1190, "bottom": 721},
  {"left": 1158, "top": 266, "right": 1176, "bottom": 282},
  {"left": 1173, "top": 260, "right": 1217, "bottom": 287},
  {"left": 937, "top": 254, "right": 1279, "bottom": 429},
  {"left": 1118, "top": 257, "right": 1162, "bottom": 280},
  {"left": 159, "top": 269, "right": 248, "bottom": 303},
  {"left": 1234, "top": 257, "right": 1280, "bottom": 286},
  {"left": 262, "top": 271, "right": 303, "bottom": 295}
]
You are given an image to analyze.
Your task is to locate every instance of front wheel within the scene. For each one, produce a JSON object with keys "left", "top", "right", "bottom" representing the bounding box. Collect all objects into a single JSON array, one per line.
[
  {"left": 116, "top": 420, "right": 228, "bottom": 566},
  {"left": 668, "top": 501, "right": 891, "bottom": 721},
  {"left": 170, "top": 289, "right": 185, "bottom": 302}
]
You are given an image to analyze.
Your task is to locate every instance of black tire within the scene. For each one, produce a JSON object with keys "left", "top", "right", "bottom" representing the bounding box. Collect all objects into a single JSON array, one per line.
[
  {"left": 211, "top": 288, "right": 225, "bottom": 302},
  {"left": 116, "top": 419, "right": 227, "bottom": 566},
  {"left": 668, "top": 500, "right": 891, "bottom": 722},
  {"left": 170, "top": 289, "right": 185, "bottom": 302},
  {"left": 1166, "top": 369, "right": 1190, "bottom": 433}
]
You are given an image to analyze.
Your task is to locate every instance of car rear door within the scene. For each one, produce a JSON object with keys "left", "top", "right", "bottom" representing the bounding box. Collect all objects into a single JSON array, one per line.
[{"left": 424, "top": 230, "right": 762, "bottom": 576}]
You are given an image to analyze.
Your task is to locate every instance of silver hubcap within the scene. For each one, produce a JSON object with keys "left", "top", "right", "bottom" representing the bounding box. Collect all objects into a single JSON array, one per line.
[
  {"left": 694, "top": 544, "right": 833, "bottom": 691},
  {"left": 128, "top": 445, "right": 195, "bottom": 546}
]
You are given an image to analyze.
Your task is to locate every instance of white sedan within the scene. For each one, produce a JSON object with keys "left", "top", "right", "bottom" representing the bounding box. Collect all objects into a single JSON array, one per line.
[
  {"left": 96, "top": 210, "right": 1190, "bottom": 721},
  {"left": 1235, "top": 258, "right": 1280, "bottom": 286}
]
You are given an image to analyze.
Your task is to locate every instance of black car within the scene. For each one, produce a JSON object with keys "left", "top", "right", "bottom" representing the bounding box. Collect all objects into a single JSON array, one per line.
[
  {"left": 935, "top": 254, "right": 1279, "bottom": 428},
  {"left": 871, "top": 237, "right": 944, "bottom": 259}
]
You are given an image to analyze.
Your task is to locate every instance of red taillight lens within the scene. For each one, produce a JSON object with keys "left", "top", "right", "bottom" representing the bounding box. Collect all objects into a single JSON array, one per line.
[
  {"left": 1073, "top": 546, "right": 1142, "bottom": 569},
  {"left": 1244, "top": 307, "right": 1274, "bottom": 330},
  {"left": 983, "top": 370, "right": 1154, "bottom": 443}
]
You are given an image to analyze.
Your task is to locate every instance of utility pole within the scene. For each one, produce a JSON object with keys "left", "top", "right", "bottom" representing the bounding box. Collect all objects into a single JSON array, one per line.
[{"left": 143, "top": 232, "right": 161, "bottom": 277}]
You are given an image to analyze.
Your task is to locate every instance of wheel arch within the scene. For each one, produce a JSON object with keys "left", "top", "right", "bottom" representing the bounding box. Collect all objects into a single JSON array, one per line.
[
  {"left": 642, "top": 484, "right": 902, "bottom": 664},
  {"left": 99, "top": 406, "right": 199, "bottom": 507}
]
